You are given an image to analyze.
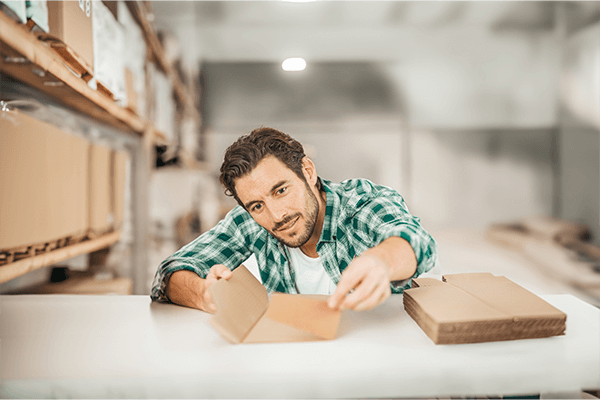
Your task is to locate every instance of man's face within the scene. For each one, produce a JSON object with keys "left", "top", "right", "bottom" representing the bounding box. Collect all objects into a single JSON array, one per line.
[{"left": 235, "top": 155, "right": 319, "bottom": 248}]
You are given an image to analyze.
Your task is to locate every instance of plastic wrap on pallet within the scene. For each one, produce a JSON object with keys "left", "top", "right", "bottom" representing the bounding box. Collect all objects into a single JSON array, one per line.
[
  {"left": 91, "top": 0, "right": 126, "bottom": 105},
  {"left": 25, "top": 0, "right": 48, "bottom": 32},
  {"left": 117, "top": 1, "right": 146, "bottom": 118},
  {"left": 0, "top": 0, "right": 26, "bottom": 23},
  {"left": 154, "top": 71, "right": 175, "bottom": 143}
]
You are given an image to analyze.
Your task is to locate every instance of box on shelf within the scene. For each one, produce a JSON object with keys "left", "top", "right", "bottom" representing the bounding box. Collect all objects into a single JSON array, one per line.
[
  {"left": 25, "top": 0, "right": 48, "bottom": 32},
  {"left": 209, "top": 265, "right": 342, "bottom": 344},
  {"left": 46, "top": 0, "right": 94, "bottom": 74},
  {"left": 0, "top": 110, "right": 89, "bottom": 252},
  {"left": 89, "top": 143, "right": 112, "bottom": 236},
  {"left": 0, "top": 0, "right": 26, "bottom": 23},
  {"left": 403, "top": 273, "right": 567, "bottom": 345},
  {"left": 153, "top": 71, "right": 175, "bottom": 143},
  {"left": 111, "top": 149, "right": 128, "bottom": 229}
]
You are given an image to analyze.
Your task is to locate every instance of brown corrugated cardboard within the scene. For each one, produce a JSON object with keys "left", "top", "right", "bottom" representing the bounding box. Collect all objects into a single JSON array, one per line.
[
  {"left": 47, "top": 0, "right": 93, "bottom": 72},
  {"left": 403, "top": 273, "right": 567, "bottom": 345},
  {"left": 0, "top": 110, "right": 89, "bottom": 250},
  {"left": 111, "top": 149, "right": 128, "bottom": 229},
  {"left": 89, "top": 143, "right": 112, "bottom": 235},
  {"left": 209, "top": 265, "right": 341, "bottom": 344}
]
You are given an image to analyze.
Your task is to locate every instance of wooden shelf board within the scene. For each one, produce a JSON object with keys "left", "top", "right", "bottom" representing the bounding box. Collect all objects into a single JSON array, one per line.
[
  {"left": 0, "top": 231, "right": 122, "bottom": 284},
  {"left": 0, "top": 11, "right": 146, "bottom": 134}
]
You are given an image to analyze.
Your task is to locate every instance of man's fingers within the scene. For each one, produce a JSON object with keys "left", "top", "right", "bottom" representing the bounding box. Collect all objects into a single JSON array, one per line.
[
  {"left": 340, "top": 274, "right": 379, "bottom": 310},
  {"left": 328, "top": 271, "right": 363, "bottom": 309},
  {"left": 353, "top": 283, "right": 390, "bottom": 311}
]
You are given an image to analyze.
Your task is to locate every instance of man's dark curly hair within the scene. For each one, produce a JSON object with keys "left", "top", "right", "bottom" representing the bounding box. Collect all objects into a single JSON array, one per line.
[{"left": 219, "top": 127, "right": 313, "bottom": 206}]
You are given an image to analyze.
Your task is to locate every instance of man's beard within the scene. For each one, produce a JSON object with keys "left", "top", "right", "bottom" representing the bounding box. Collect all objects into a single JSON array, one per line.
[{"left": 271, "top": 183, "right": 319, "bottom": 248}]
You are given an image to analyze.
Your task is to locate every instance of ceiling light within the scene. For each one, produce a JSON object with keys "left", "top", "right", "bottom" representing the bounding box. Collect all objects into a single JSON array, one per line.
[{"left": 282, "top": 58, "right": 306, "bottom": 72}]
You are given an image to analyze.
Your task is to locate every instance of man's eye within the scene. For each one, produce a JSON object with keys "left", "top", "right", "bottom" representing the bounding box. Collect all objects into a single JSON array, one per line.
[
  {"left": 252, "top": 204, "right": 262, "bottom": 212},
  {"left": 277, "top": 187, "right": 287, "bottom": 195}
]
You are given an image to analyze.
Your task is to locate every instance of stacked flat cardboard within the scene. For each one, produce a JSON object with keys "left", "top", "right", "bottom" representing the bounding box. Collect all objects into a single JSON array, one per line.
[
  {"left": 209, "top": 265, "right": 342, "bottom": 344},
  {"left": 403, "top": 273, "right": 567, "bottom": 345},
  {"left": 0, "top": 110, "right": 89, "bottom": 250},
  {"left": 111, "top": 150, "right": 128, "bottom": 229},
  {"left": 47, "top": 1, "right": 94, "bottom": 72},
  {"left": 89, "top": 144, "right": 112, "bottom": 235}
]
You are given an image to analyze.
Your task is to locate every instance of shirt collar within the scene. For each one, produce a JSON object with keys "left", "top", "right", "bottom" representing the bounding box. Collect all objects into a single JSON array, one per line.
[{"left": 318, "top": 178, "right": 340, "bottom": 243}]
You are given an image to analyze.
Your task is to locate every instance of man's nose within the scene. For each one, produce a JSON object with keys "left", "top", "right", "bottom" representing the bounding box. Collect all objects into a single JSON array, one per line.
[{"left": 269, "top": 202, "right": 288, "bottom": 222}]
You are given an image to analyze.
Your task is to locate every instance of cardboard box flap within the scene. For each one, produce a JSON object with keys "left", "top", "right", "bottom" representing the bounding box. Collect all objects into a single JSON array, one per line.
[
  {"left": 411, "top": 277, "right": 445, "bottom": 288},
  {"left": 209, "top": 266, "right": 342, "bottom": 344},
  {"left": 210, "top": 266, "right": 269, "bottom": 344},
  {"left": 442, "top": 273, "right": 565, "bottom": 318},
  {"left": 265, "top": 293, "right": 341, "bottom": 340},
  {"left": 244, "top": 315, "right": 325, "bottom": 343},
  {"left": 407, "top": 285, "right": 508, "bottom": 323}
]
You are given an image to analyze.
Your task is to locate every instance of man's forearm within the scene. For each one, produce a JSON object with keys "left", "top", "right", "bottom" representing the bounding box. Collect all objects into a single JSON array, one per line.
[
  {"left": 364, "top": 236, "right": 417, "bottom": 282},
  {"left": 166, "top": 269, "right": 205, "bottom": 310}
]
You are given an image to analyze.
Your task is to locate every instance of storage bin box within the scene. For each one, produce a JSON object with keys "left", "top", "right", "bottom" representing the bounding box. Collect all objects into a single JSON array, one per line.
[
  {"left": 0, "top": 110, "right": 89, "bottom": 251},
  {"left": 47, "top": 0, "right": 94, "bottom": 72}
]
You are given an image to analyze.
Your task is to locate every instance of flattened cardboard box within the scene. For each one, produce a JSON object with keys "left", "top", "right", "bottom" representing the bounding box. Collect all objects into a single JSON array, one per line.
[
  {"left": 403, "top": 273, "right": 566, "bottom": 345},
  {"left": 209, "top": 266, "right": 341, "bottom": 344}
]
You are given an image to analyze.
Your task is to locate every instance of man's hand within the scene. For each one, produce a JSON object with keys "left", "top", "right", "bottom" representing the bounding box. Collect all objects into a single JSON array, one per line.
[
  {"left": 200, "top": 264, "right": 233, "bottom": 313},
  {"left": 327, "top": 236, "right": 417, "bottom": 311},
  {"left": 167, "top": 264, "right": 232, "bottom": 313},
  {"left": 327, "top": 254, "right": 391, "bottom": 311}
]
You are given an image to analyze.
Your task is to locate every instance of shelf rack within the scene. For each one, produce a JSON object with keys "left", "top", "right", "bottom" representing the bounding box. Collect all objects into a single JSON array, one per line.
[
  {"left": 0, "top": 231, "right": 122, "bottom": 285},
  {"left": 0, "top": 11, "right": 145, "bottom": 135}
]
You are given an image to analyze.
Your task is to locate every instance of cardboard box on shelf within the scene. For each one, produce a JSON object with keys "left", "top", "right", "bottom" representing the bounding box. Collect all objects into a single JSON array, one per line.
[
  {"left": 25, "top": 0, "right": 48, "bottom": 32},
  {"left": 47, "top": 0, "right": 93, "bottom": 73},
  {"left": 0, "top": 110, "right": 89, "bottom": 251},
  {"left": 403, "top": 273, "right": 567, "bottom": 345},
  {"left": 111, "top": 149, "right": 128, "bottom": 229},
  {"left": 0, "top": 0, "right": 26, "bottom": 23},
  {"left": 89, "top": 143, "right": 112, "bottom": 235},
  {"left": 209, "top": 265, "right": 342, "bottom": 344}
]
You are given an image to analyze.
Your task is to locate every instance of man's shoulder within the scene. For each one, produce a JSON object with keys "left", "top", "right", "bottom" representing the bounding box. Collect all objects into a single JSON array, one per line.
[
  {"left": 327, "top": 178, "right": 402, "bottom": 213},
  {"left": 329, "top": 178, "right": 400, "bottom": 199}
]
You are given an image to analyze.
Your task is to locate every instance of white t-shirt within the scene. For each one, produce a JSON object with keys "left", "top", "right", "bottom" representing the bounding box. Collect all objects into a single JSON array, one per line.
[{"left": 287, "top": 247, "right": 337, "bottom": 295}]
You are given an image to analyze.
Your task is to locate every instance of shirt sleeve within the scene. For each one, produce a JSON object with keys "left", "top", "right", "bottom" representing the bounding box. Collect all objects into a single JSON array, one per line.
[
  {"left": 352, "top": 191, "right": 438, "bottom": 292},
  {"left": 150, "top": 206, "right": 258, "bottom": 302}
]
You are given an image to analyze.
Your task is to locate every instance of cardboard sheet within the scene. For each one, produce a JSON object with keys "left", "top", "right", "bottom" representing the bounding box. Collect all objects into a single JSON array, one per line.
[
  {"left": 209, "top": 266, "right": 342, "bottom": 344},
  {"left": 404, "top": 273, "right": 567, "bottom": 345}
]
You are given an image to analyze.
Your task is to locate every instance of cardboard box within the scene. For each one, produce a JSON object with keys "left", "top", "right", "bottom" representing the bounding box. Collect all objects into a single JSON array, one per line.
[
  {"left": 111, "top": 149, "right": 128, "bottom": 229},
  {"left": 0, "top": 1, "right": 26, "bottom": 23},
  {"left": 403, "top": 273, "right": 567, "bottom": 345},
  {"left": 0, "top": 110, "right": 89, "bottom": 251},
  {"left": 209, "top": 265, "right": 342, "bottom": 344},
  {"left": 47, "top": 0, "right": 93, "bottom": 72},
  {"left": 89, "top": 144, "right": 112, "bottom": 235}
]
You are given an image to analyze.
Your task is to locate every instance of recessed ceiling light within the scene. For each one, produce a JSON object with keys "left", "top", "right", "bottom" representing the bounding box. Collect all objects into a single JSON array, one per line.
[{"left": 282, "top": 58, "right": 306, "bottom": 72}]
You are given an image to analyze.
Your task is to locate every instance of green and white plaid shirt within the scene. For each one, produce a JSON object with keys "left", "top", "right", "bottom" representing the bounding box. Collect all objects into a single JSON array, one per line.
[{"left": 151, "top": 178, "right": 437, "bottom": 302}]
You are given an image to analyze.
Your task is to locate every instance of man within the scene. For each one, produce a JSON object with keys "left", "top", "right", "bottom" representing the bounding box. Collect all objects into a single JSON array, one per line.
[{"left": 151, "top": 127, "right": 437, "bottom": 312}]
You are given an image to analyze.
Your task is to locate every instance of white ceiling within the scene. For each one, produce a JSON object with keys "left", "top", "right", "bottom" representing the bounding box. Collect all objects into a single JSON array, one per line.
[{"left": 151, "top": 1, "right": 557, "bottom": 64}]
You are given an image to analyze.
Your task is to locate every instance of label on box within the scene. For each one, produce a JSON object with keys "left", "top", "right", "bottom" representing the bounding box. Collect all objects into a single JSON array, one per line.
[
  {"left": 86, "top": 0, "right": 90, "bottom": 17},
  {"left": 79, "top": 0, "right": 84, "bottom": 12}
]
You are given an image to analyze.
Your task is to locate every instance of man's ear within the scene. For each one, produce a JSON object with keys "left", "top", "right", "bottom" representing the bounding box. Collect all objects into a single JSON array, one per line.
[{"left": 302, "top": 157, "right": 318, "bottom": 187}]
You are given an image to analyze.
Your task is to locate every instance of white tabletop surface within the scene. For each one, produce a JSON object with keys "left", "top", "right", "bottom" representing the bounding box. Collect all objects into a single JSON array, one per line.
[{"left": 1, "top": 294, "right": 599, "bottom": 399}]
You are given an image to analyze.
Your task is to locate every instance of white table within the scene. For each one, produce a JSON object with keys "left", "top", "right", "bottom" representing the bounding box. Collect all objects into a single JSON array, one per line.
[{"left": 1, "top": 294, "right": 598, "bottom": 399}]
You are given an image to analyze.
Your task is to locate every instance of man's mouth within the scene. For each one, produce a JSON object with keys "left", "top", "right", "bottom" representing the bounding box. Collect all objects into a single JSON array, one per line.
[{"left": 275, "top": 216, "right": 300, "bottom": 232}]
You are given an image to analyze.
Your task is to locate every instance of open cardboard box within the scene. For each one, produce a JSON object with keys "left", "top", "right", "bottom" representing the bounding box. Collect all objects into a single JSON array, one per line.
[
  {"left": 403, "top": 273, "right": 567, "bottom": 345},
  {"left": 209, "top": 265, "right": 342, "bottom": 344}
]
